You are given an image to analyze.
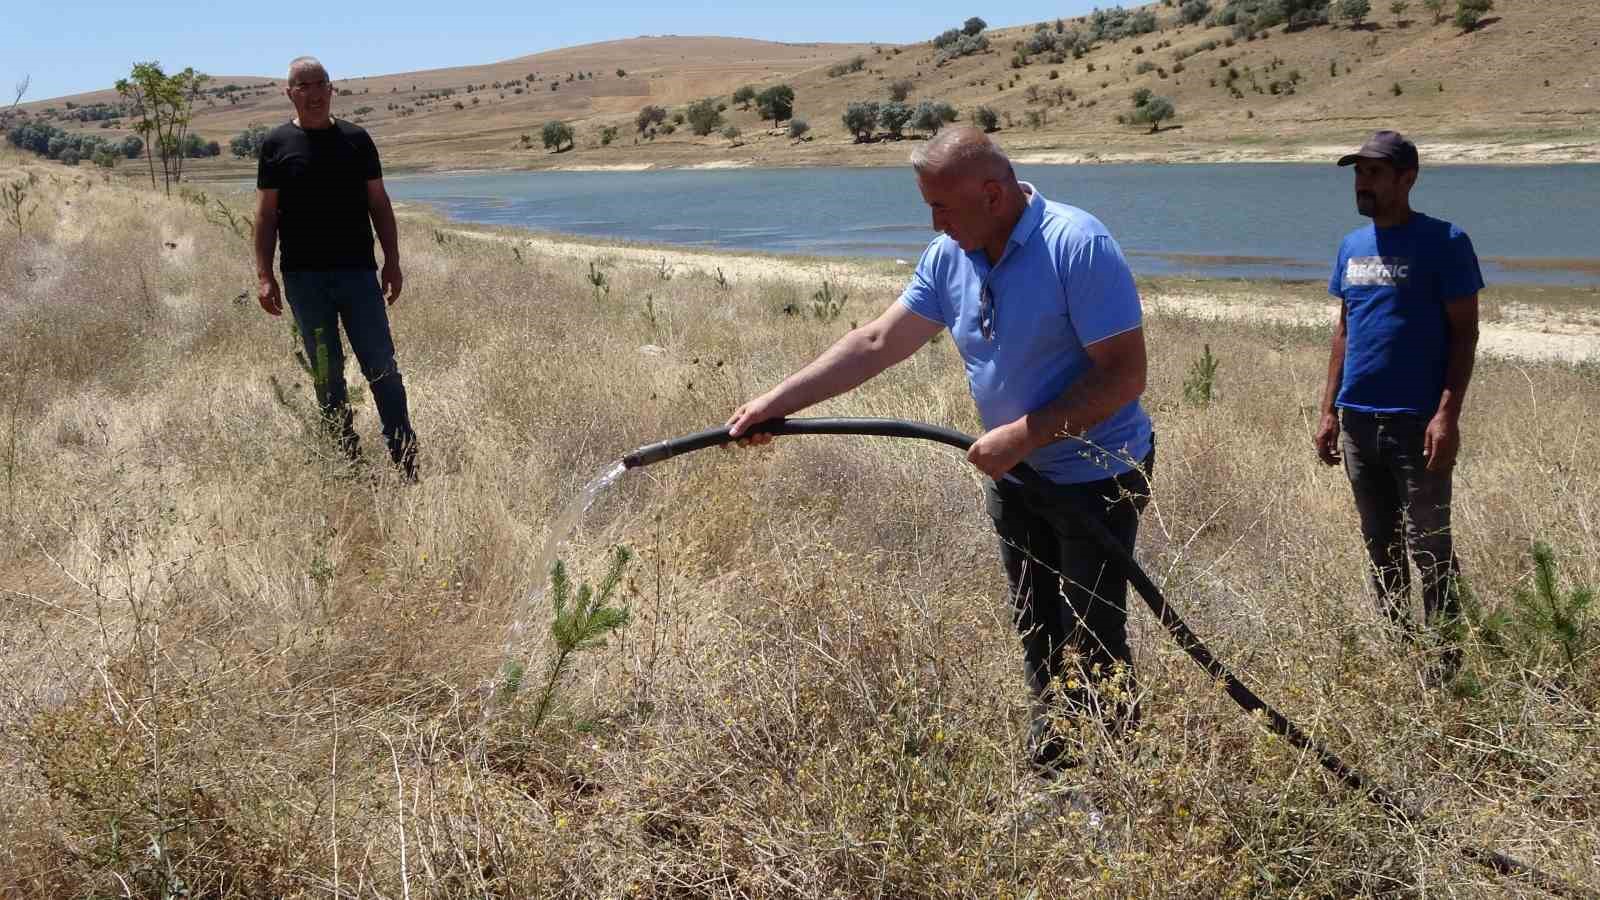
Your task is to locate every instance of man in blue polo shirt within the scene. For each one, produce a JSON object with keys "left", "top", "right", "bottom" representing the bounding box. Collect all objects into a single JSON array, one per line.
[
  {"left": 728, "top": 127, "right": 1153, "bottom": 773},
  {"left": 1314, "top": 131, "right": 1482, "bottom": 682}
]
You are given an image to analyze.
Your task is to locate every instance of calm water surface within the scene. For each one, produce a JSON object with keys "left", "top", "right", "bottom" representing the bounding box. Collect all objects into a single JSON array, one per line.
[{"left": 387, "top": 163, "right": 1600, "bottom": 285}]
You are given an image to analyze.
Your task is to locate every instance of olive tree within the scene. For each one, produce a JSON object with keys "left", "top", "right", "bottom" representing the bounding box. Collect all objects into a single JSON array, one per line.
[
  {"left": 755, "top": 84, "right": 795, "bottom": 122},
  {"left": 842, "top": 101, "right": 880, "bottom": 142},
  {"left": 685, "top": 97, "right": 723, "bottom": 136},
  {"left": 541, "top": 120, "right": 574, "bottom": 151}
]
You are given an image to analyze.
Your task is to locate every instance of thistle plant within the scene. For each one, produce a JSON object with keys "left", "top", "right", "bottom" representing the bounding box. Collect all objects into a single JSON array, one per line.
[
  {"left": 586, "top": 260, "right": 611, "bottom": 302},
  {"left": 1, "top": 180, "right": 36, "bottom": 237},
  {"left": 811, "top": 277, "right": 848, "bottom": 321}
]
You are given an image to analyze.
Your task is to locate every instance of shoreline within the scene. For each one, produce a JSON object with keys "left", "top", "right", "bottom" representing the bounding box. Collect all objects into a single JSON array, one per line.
[
  {"left": 427, "top": 219, "right": 1600, "bottom": 365},
  {"left": 190, "top": 138, "right": 1600, "bottom": 185}
]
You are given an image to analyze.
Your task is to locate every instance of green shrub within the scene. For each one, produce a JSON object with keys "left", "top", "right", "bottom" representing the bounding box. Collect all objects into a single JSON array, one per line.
[{"left": 1453, "top": 0, "right": 1492, "bottom": 30}]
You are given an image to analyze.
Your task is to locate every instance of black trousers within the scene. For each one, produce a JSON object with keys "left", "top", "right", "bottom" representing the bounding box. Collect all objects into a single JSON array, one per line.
[{"left": 986, "top": 445, "right": 1154, "bottom": 730}]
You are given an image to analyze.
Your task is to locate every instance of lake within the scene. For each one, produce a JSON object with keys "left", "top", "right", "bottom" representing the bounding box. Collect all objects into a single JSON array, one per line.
[{"left": 386, "top": 163, "right": 1600, "bottom": 286}]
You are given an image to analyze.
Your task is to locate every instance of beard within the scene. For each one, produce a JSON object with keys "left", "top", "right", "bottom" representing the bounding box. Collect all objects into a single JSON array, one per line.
[{"left": 1355, "top": 191, "right": 1378, "bottom": 217}]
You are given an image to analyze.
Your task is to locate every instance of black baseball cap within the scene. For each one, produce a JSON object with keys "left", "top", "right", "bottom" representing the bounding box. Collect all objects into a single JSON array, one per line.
[{"left": 1337, "top": 130, "right": 1419, "bottom": 170}]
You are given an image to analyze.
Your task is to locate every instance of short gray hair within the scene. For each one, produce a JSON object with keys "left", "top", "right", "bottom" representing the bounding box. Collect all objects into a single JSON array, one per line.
[
  {"left": 287, "top": 56, "right": 328, "bottom": 84},
  {"left": 909, "top": 126, "right": 1014, "bottom": 182}
]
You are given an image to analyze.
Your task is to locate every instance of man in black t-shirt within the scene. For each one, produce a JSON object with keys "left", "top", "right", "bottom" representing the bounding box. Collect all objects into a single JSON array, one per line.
[{"left": 255, "top": 55, "right": 418, "bottom": 479}]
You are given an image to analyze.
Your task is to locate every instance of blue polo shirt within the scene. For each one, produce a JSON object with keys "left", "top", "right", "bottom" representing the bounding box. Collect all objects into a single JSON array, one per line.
[
  {"left": 899, "top": 183, "right": 1153, "bottom": 485},
  {"left": 1328, "top": 212, "right": 1484, "bottom": 416}
]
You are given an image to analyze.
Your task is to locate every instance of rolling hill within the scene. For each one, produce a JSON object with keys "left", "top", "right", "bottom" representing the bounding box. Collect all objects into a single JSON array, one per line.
[{"left": 9, "top": 1, "right": 1599, "bottom": 173}]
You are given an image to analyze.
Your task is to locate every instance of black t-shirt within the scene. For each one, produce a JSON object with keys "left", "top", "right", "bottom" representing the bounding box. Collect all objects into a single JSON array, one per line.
[{"left": 257, "top": 119, "right": 382, "bottom": 272}]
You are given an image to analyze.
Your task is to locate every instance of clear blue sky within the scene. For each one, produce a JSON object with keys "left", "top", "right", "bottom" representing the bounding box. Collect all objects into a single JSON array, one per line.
[{"left": 8, "top": 1, "right": 1108, "bottom": 103}]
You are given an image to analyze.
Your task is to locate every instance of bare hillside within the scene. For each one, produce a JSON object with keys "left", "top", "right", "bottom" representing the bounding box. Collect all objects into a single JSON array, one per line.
[{"left": 10, "top": 3, "right": 1599, "bottom": 172}]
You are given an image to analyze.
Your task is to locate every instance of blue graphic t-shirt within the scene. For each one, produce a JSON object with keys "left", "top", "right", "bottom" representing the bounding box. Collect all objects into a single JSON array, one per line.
[
  {"left": 1328, "top": 212, "right": 1484, "bottom": 416},
  {"left": 899, "top": 183, "right": 1153, "bottom": 485}
]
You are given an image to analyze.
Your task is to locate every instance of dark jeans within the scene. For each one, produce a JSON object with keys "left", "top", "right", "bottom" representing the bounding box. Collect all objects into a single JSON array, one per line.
[
  {"left": 1339, "top": 410, "right": 1460, "bottom": 633},
  {"left": 986, "top": 445, "right": 1154, "bottom": 738},
  {"left": 282, "top": 269, "right": 416, "bottom": 473}
]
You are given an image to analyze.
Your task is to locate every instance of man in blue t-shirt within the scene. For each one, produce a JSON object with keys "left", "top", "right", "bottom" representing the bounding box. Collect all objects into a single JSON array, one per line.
[
  {"left": 728, "top": 128, "right": 1154, "bottom": 773},
  {"left": 1314, "top": 131, "right": 1482, "bottom": 681}
]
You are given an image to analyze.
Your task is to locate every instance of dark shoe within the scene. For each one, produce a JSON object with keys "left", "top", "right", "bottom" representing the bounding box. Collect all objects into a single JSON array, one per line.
[
  {"left": 1026, "top": 711, "right": 1081, "bottom": 777},
  {"left": 1423, "top": 646, "right": 1462, "bottom": 689},
  {"left": 391, "top": 436, "right": 419, "bottom": 484}
]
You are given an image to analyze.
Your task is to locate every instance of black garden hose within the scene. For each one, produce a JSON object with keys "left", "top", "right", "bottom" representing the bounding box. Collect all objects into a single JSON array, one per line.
[{"left": 623, "top": 416, "right": 1592, "bottom": 899}]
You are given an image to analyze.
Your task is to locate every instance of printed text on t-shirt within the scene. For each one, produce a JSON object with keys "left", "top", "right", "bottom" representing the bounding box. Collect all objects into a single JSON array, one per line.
[{"left": 1344, "top": 256, "right": 1412, "bottom": 286}]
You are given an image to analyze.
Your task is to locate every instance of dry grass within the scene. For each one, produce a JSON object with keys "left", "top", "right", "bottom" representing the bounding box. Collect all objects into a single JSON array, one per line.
[{"left": 1, "top": 158, "right": 1597, "bottom": 898}]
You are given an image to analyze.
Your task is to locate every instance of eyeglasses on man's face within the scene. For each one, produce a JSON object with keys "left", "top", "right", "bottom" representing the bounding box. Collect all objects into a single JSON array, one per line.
[{"left": 289, "top": 79, "right": 331, "bottom": 94}]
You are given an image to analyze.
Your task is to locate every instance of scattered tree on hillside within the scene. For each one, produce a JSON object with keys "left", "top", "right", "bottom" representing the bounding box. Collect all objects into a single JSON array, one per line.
[
  {"left": 973, "top": 105, "right": 999, "bottom": 132},
  {"left": 963, "top": 16, "right": 988, "bottom": 35},
  {"left": 5, "top": 122, "right": 130, "bottom": 167},
  {"left": 878, "top": 101, "right": 914, "bottom": 137},
  {"left": 732, "top": 85, "right": 756, "bottom": 109},
  {"left": 910, "top": 100, "right": 957, "bottom": 135},
  {"left": 843, "top": 101, "right": 880, "bottom": 142},
  {"left": 616, "top": 68, "right": 627, "bottom": 78},
  {"left": 686, "top": 97, "right": 723, "bottom": 136},
  {"left": 230, "top": 123, "right": 269, "bottom": 159},
  {"left": 1454, "top": 0, "right": 1492, "bottom": 31},
  {"left": 1389, "top": 0, "right": 1411, "bottom": 24},
  {"left": 755, "top": 84, "right": 795, "bottom": 122},
  {"left": 599, "top": 125, "right": 619, "bottom": 146},
  {"left": 9, "top": 75, "right": 26, "bottom": 110},
  {"left": 1180, "top": 0, "right": 1211, "bottom": 24},
  {"left": 1337, "top": 0, "right": 1372, "bottom": 26},
  {"left": 635, "top": 104, "right": 667, "bottom": 133},
  {"left": 788, "top": 118, "right": 810, "bottom": 139},
  {"left": 721, "top": 125, "right": 741, "bottom": 143},
  {"left": 541, "top": 120, "right": 574, "bottom": 152},
  {"left": 1422, "top": 0, "right": 1446, "bottom": 22},
  {"left": 1210, "top": 0, "right": 1332, "bottom": 32},
  {"left": 936, "top": 33, "right": 990, "bottom": 65},
  {"left": 1133, "top": 95, "right": 1176, "bottom": 132},
  {"left": 889, "top": 79, "right": 914, "bottom": 102},
  {"left": 827, "top": 56, "right": 867, "bottom": 78},
  {"left": 181, "top": 132, "right": 221, "bottom": 158},
  {"left": 1087, "top": 6, "right": 1158, "bottom": 41}
]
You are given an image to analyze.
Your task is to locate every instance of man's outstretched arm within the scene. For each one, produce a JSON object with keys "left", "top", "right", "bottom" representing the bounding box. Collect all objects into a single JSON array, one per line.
[{"left": 727, "top": 302, "right": 943, "bottom": 443}]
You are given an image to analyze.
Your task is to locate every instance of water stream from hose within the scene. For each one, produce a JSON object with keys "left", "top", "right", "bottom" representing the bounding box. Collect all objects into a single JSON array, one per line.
[{"left": 485, "top": 460, "right": 629, "bottom": 719}]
